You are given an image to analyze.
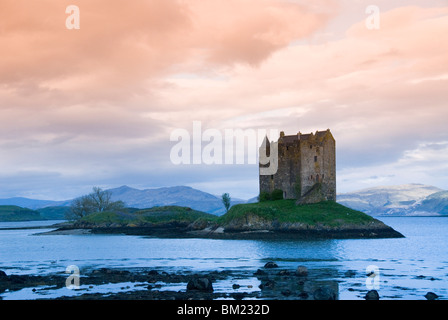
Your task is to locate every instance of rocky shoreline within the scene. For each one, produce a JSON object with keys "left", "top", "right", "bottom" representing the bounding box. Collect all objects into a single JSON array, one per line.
[
  {"left": 2, "top": 263, "right": 440, "bottom": 301},
  {"left": 42, "top": 220, "right": 404, "bottom": 239},
  {"left": 0, "top": 264, "right": 341, "bottom": 300},
  {"left": 1, "top": 263, "right": 442, "bottom": 300}
]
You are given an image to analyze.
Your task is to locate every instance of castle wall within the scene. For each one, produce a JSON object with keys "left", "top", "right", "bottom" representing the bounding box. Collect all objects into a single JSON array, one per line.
[
  {"left": 321, "top": 135, "right": 336, "bottom": 201},
  {"left": 259, "top": 130, "right": 336, "bottom": 203},
  {"left": 299, "top": 135, "right": 336, "bottom": 201},
  {"left": 277, "top": 142, "right": 301, "bottom": 199},
  {"left": 299, "top": 139, "right": 321, "bottom": 197},
  {"left": 259, "top": 142, "right": 301, "bottom": 199}
]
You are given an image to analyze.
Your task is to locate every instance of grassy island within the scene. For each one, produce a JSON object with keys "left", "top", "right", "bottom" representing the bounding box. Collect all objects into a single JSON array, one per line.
[
  {"left": 219, "top": 200, "right": 375, "bottom": 227},
  {"left": 62, "top": 200, "right": 403, "bottom": 239},
  {"left": 79, "top": 205, "right": 217, "bottom": 226}
]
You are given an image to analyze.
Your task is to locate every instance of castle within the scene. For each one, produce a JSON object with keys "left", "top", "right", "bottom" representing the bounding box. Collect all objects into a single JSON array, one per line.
[{"left": 259, "top": 129, "right": 336, "bottom": 204}]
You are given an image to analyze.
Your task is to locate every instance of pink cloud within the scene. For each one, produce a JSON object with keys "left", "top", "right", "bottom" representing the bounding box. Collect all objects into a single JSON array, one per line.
[
  {"left": 0, "top": 0, "right": 334, "bottom": 106},
  {"left": 1, "top": 2, "right": 448, "bottom": 197}
]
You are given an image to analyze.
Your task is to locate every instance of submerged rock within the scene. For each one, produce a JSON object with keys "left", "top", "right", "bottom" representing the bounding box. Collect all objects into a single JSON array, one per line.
[
  {"left": 0, "top": 270, "right": 8, "bottom": 281},
  {"left": 296, "top": 266, "right": 308, "bottom": 277},
  {"left": 344, "top": 270, "right": 357, "bottom": 278},
  {"left": 264, "top": 261, "right": 278, "bottom": 269},
  {"left": 365, "top": 290, "right": 380, "bottom": 300},
  {"left": 254, "top": 269, "right": 266, "bottom": 276},
  {"left": 259, "top": 280, "right": 276, "bottom": 290},
  {"left": 424, "top": 292, "right": 439, "bottom": 300},
  {"left": 313, "top": 286, "right": 337, "bottom": 300},
  {"left": 186, "top": 276, "right": 214, "bottom": 292}
]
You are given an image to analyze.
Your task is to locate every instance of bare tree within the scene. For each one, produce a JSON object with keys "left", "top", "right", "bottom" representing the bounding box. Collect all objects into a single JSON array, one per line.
[
  {"left": 90, "top": 187, "right": 113, "bottom": 213},
  {"left": 67, "top": 187, "right": 125, "bottom": 220},
  {"left": 68, "top": 195, "right": 95, "bottom": 220}
]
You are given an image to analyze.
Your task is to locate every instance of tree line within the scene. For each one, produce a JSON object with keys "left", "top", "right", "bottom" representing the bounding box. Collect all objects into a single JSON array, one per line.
[{"left": 67, "top": 187, "right": 234, "bottom": 221}]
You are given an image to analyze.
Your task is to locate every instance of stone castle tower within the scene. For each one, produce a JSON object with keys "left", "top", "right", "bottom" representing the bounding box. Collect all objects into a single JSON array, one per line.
[{"left": 259, "top": 129, "right": 336, "bottom": 204}]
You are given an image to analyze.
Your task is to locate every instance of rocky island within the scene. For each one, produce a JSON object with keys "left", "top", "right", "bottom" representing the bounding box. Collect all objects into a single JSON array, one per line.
[{"left": 46, "top": 200, "right": 404, "bottom": 239}]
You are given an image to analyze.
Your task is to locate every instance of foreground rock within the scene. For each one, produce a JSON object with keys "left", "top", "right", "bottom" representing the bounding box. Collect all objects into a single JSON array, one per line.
[
  {"left": 296, "top": 266, "right": 308, "bottom": 277},
  {"left": 313, "top": 286, "right": 337, "bottom": 300},
  {"left": 424, "top": 292, "right": 439, "bottom": 300},
  {"left": 255, "top": 265, "right": 339, "bottom": 300},
  {"left": 0, "top": 270, "right": 66, "bottom": 294},
  {"left": 187, "top": 276, "right": 214, "bottom": 292},
  {"left": 0, "top": 266, "right": 341, "bottom": 300},
  {"left": 264, "top": 262, "right": 278, "bottom": 269},
  {"left": 365, "top": 290, "right": 380, "bottom": 300},
  {"left": 1, "top": 267, "right": 442, "bottom": 300}
]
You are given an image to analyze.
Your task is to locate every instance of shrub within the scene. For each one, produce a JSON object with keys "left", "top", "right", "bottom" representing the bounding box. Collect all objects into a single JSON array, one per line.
[
  {"left": 258, "top": 191, "right": 271, "bottom": 202},
  {"left": 222, "top": 193, "right": 231, "bottom": 213},
  {"left": 271, "top": 189, "right": 284, "bottom": 201}
]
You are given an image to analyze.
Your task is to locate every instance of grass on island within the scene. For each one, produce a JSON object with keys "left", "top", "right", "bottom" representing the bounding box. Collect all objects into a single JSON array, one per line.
[
  {"left": 218, "top": 200, "right": 376, "bottom": 227},
  {"left": 78, "top": 200, "right": 375, "bottom": 228},
  {"left": 80, "top": 205, "right": 217, "bottom": 225}
]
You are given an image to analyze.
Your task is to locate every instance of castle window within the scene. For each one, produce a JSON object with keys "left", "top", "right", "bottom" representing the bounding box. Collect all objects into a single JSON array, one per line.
[
  {"left": 309, "top": 145, "right": 312, "bottom": 149},
  {"left": 314, "top": 156, "right": 318, "bottom": 162},
  {"left": 270, "top": 175, "right": 274, "bottom": 180},
  {"left": 310, "top": 175, "right": 313, "bottom": 180}
]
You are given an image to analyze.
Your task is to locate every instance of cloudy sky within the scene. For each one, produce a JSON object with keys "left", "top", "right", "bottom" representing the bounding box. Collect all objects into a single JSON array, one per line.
[{"left": 1, "top": 0, "right": 447, "bottom": 200}]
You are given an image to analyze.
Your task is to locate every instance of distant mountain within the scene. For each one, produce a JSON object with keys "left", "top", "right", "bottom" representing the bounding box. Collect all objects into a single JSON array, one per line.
[
  {"left": 0, "top": 197, "right": 68, "bottom": 210},
  {"left": 337, "top": 184, "right": 446, "bottom": 216},
  {"left": 1, "top": 183, "right": 447, "bottom": 220},
  {"left": 0, "top": 186, "right": 247, "bottom": 216},
  {"left": 411, "top": 191, "right": 448, "bottom": 215},
  {"left": 108, "top": 185, "right": 246, "bottom": 215},
  {"left": 246, "top": 196, "right": 259, "bottom": 204}
]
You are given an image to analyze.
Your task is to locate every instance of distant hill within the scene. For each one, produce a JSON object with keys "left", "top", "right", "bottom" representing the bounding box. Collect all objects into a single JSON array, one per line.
[
  {"left": 0, "top": 186, "right": 248, "bottom": 219},
  {"left": 106, "top": 185, "right": 246, "bottom": 215},
  {"left": 337, "top": 184, "right": 446, "bottom": 216},
  {"left": 246, "top": 196, "right": 259, "bottom": 204},
  {"left": 2, "top": 183, "right": 448, "bottom": 220},
  {"left": 36, "top": 206, "right": 71, "bottom": 220},
  {"left": 0, "top": 205, "right": 43, "bottom": 222},
  {"left": 0, "top": 197, "right": 68, "bottom": 210}
]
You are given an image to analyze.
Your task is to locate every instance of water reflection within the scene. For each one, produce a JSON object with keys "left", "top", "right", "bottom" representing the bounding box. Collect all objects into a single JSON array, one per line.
[
  {"left": 0, "top": 217, "right": 447, "bottom": 299},
  {"left": 250, "top": 239, "right": 340, "bottom": 263}
]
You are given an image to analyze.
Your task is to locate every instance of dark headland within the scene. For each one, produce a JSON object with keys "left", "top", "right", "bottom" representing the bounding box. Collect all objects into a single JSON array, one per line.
[{"left": 45, "top": 200, "right": 404, "bottom": 239}]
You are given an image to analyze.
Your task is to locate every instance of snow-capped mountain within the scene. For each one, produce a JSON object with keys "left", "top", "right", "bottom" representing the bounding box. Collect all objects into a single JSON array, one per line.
[{"left": 337, "top": 184, "right": 446, "bottom": 216}]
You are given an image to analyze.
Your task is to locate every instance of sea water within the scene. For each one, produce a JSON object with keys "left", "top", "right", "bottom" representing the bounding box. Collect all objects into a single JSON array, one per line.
[{"left": 0, "top": 217, "right": 447, "bottom": 300}]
